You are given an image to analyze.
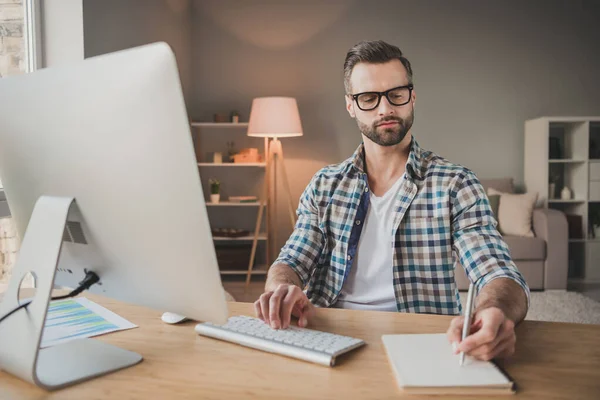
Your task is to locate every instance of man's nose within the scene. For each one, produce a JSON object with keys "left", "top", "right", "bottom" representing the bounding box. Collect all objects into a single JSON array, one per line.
[{"left": 377, "top": 95, "right": 395, "bottom": 115}]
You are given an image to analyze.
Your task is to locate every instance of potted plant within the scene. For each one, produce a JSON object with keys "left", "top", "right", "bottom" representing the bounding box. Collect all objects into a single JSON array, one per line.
[{"left": 209, "top": 178, "right": 220, "bottom": 204}]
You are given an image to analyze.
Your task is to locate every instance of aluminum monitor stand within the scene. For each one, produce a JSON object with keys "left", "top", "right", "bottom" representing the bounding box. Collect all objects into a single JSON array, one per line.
[{"left": 0, "top": 196, "right": 142, "bottom": 390}]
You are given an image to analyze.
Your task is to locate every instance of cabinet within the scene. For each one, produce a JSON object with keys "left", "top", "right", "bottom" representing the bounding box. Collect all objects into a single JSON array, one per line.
[
  {"left": 524, "top": 116, "right": 600, "bottom": 282},
  {"left": 190, "top": 122, "right": 270, "bottom": 283}
]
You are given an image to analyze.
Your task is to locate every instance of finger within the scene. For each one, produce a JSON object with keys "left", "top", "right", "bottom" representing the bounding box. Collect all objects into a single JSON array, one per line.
[
  {"left": 471, "top": 321, "right": 515, "bottom": 360},
  {"left": 269, "top": 286, "right": 288, "bottom": 329},
  {"left": 464, "top": 319, "right": 514, "bottom": 357},
  {"left": 493, "top": 335, "right": 517, "bottom": 360},
  {"left": 448, "top": 317, "right": 482, "bottom": 354},
  {"left": 472, "top": 333, "right": 516, "bottom": 361},
  {"left": 259, "top": 292, "right": 273, "bottom": 325},
  {"left": 446, "top": 316, "right": 464, "bottom": 344},
  {"left": 298, "top": 302, "right": 315, "bottom": 327},
  {"left": 458, "top": 318, "right": 502, "bottom": 353},
  {"left": 253, "top": 300, "right": 264, "bottom": 321},
  {"left": 280, "top": 286, "right": 302, "bottom": 329},
  {"left": 468, "top": 331, "right": 507, "bottom": 359}
]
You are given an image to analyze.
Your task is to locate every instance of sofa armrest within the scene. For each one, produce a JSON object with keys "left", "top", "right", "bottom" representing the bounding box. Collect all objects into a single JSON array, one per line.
[{"left": 532, "top": 208, "right": 569, "bottom": 289}]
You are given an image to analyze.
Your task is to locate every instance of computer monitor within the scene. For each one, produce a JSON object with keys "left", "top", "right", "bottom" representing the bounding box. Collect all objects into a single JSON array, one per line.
[{"left": 0, "top": 42, "right": 228, "bottom": 389}]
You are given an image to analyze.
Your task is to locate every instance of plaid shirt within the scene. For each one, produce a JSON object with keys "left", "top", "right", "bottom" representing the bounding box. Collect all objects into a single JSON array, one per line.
[{"left": 274, "top": 138, "right": 530, "bottom": 315}]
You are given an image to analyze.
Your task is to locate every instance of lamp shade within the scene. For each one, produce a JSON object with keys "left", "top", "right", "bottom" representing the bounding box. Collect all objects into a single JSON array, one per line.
[{"left": 247, "top": 97, "right": 303, "bottom": 138}]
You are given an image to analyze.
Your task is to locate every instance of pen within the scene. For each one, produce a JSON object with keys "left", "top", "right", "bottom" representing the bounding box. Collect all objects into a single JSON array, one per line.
[{"left": 460, "top": 282, "right": 476, "bottom": 366}]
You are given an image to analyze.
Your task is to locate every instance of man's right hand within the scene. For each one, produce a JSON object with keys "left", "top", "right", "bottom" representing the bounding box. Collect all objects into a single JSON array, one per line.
[{"left": 254, "top": 284, "right": 315, "bottom": 329}]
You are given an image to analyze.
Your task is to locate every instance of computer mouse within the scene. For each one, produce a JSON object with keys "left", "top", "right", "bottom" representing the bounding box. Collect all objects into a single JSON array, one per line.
[{"left": 161, "top": 312, "right": 189, "bottom": 324}]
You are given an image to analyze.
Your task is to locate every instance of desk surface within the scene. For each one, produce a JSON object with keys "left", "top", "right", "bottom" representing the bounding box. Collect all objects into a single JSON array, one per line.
[{"left": 1, "top": 292, "right": 599, "bottom": 399}]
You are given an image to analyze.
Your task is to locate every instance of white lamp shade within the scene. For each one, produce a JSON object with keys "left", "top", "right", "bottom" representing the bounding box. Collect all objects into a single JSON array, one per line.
[{"left": 247, "top": 97, "right": 303, "bottom": 138}]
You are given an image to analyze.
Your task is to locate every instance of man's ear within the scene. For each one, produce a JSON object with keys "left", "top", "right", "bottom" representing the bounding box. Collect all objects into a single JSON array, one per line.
[
  {"left": 411, "top": 90, "right": 416, "bottom": 107},
  {"left": 345, "top": 95, "right": 356, "bottom": 118}
]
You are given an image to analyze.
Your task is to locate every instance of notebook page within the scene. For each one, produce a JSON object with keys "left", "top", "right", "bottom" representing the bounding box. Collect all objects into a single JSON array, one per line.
[{"left": 382, "top": 333, "right": 511, "bottom": 388}]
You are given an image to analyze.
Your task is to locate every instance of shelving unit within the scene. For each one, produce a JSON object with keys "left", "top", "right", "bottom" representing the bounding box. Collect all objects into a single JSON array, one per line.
[
  {"left": 205, "top": 201, "right": 263, "bottom": 207},
  {"left": 213, "top": 234, "right": 267, "bottom": 241},
  {"left": 191, "top": 121, "right": 270, "bottom": 282},
  {"left": 525, "top": 116, "right": 600, "bottom": 282},
  {"left": 197, "top": 163, "right": 266, "bottom": 167},
  {"left": 191, "top": 122, "right": 249, "bottom": 128}
]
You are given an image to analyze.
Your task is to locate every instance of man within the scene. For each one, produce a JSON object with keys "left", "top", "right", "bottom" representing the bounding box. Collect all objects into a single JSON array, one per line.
[{"left": 254, "top": 40, "right": 529, "bottom": 361}]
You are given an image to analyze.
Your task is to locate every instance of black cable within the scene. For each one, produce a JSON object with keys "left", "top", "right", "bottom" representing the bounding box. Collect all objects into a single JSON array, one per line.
[{"left": 0, "top": 271, "right": 100, "bottom": 324}]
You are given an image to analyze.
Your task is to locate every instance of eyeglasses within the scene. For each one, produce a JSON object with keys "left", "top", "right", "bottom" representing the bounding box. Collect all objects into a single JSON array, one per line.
[{"left": 350, "top": 84, "right": 414, "bottom": 111}]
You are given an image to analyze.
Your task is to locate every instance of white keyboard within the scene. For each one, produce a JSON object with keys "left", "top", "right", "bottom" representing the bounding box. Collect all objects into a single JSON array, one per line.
[{"left": 195, "top": 315, "right": 365, "bottom": 366}]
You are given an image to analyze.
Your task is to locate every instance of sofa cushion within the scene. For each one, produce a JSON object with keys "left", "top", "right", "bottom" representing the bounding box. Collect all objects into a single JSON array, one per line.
[
  {"left": 503, "top": 235, "right": 546, "bottom": 260},
  {"left": 488, "top": 188, "right": 538, "bottom": 237},
  {"left": 479, "top": 178, "right": 514, "bottom": 194}
]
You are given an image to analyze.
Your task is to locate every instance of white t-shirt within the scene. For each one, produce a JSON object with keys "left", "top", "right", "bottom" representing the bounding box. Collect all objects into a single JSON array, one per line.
[{"left": 333, "top": 176, "right": 403, "bottom": 312}]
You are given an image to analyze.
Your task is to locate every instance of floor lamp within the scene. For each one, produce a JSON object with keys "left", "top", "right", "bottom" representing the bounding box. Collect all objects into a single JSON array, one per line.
[{"left": 245, "top": 97, "right": 303, "bottom": 285}]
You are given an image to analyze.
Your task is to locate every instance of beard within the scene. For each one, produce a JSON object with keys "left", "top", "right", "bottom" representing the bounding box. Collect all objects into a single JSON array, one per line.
[{"left": 356, "top": 109, "right": 414, "bottom": 147}]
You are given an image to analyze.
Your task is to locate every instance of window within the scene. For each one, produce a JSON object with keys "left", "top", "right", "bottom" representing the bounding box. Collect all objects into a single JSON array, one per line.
[
  {"left": 0, "top": 0, "right": 39, "bottom": 288},
  {"left": 0, "top": 0, "right": 25, "bottom": 78}
]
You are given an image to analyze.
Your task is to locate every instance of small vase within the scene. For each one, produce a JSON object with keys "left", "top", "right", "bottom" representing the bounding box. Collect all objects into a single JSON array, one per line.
[
  {"left": 561, "top": 186, "right": 572, "bottom": 200},
  {"left": 210, "top": 194, "right": 220, "bottom": 204}
]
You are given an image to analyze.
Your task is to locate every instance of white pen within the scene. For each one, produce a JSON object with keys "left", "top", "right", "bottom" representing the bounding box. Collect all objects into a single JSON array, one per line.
[{"left": 460, "top": 282, "right": 476, "bottom": 366}]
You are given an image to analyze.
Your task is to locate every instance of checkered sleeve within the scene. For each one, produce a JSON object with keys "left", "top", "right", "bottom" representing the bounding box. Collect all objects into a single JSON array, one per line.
[
  {"left": 451, "top": 170, "right": 530, "bottom": 307},
  {"left": 273, "top": 174, "right": 324, "bottom": 287}
]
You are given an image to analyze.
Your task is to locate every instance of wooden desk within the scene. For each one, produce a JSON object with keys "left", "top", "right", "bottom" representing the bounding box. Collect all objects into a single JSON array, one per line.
[{"left": 1, "top": 292, "right": 599, "bottom": 399}]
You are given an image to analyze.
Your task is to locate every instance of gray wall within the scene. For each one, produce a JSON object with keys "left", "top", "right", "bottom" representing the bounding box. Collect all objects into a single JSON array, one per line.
[
  {"left": 83, "top": 0, "right": 193, "bottom": 107},
  {"left": 191, "top": 0, "right": 600, "bottom": 251},
  {"left": 79, "top": 0, "right": 600, "bottom": 254}
]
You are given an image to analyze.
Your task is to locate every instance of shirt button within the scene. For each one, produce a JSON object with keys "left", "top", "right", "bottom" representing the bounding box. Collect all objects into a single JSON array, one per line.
[
  {"left": 355, "top": 220, "right": 361, "bottom": 226},
  {"left": 347, "top": 255, "right": 352, "bottom": 261},
  {"left": 364, "top": 187, "right": 369, "bottom": 192}
]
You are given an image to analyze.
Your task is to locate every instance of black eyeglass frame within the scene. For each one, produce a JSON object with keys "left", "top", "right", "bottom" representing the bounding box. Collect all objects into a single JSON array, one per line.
[{"left": 350, "top": 84, "right": 414, "bottom": 111}]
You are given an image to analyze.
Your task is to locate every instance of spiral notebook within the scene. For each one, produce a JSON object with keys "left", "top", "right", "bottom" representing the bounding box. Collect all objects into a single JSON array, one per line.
[{"left": 382, "top": 333, "right": 515, "bottom": 395}]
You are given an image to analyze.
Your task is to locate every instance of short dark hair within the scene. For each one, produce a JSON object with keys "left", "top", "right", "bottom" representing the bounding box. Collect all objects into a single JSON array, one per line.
[{"left": 343, "top": 40, "right": 413, "bottom": 94}]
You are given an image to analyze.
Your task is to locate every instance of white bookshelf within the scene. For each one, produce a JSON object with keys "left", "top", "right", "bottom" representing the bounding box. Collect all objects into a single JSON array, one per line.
[
  {"left": 197, "top": 162, "right": 266, "bottom": 167},
  {"left": 213, "top": 234, "right": 267, "bottom": 241},
  {"left": 191, "top": 121, "right": 270, "bottom": 280},
  {"left": 524, "top": 116, "right": 600, "bottom": 282},
  {"left": 206, "top": 201, "right": 263, "bottom": 207},
  {"left": 220, "top": 268, "right": 268, "bottom": 275},
  {"left": 190, "top": 122, "right": 249, "bottom": 128}
]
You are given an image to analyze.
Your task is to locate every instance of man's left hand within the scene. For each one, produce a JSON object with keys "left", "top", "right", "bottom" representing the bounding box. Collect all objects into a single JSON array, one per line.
[{"left": 446, "top": 307, "right": 516, "bottom": 361}]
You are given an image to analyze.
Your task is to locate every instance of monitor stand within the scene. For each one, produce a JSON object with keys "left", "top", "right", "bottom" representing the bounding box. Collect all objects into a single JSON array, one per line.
[{"left": 0, "top": 196, "right": 142, "bottom": 390}]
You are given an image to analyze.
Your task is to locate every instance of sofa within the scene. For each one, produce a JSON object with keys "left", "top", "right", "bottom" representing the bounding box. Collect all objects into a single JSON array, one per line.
[{"left": 454, "top": 178, "right": 569, "bottom": 290}]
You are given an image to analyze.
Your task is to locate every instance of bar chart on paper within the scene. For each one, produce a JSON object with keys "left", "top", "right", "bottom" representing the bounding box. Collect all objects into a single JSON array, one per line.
[{"left": 41, "top": 297, "right": 137, "bottom": 348}]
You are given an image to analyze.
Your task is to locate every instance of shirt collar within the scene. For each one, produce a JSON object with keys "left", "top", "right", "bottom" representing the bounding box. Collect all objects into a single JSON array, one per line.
[{"left": 350, "top": 137, "right": 424, "bottom": 181}]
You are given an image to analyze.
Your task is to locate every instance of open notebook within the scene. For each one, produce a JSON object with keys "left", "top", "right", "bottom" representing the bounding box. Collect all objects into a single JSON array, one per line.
[{"left": 382, "top": 333, "right": 515, "bottom": 395}]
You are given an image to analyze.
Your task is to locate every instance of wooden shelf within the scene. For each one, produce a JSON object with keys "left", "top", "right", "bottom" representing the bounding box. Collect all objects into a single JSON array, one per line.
[
  {"left": 213, "top": 234, "right": 267, "bottom": 241},
  {"left": 206, "top": 201, "right": 263, "bottom": 207},
  {"left": 548, "top": 199, "right": 586, "bottom": 203},
  {"left": 197, "top": 163, "right": 266, "bottom": 167},
  {"left": 220, "top": 268, "right": 268, "bottom": 276},
  {"left": 191, "top": 122, "right": 249, "bottom": 128},
  {"left": 549, "top": 159, "right": 586, "bottom": 163}
]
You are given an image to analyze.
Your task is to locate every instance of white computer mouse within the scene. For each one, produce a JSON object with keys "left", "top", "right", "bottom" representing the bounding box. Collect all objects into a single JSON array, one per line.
[{"left": 161, "top": 312, "right": 189, "bottom": 324}]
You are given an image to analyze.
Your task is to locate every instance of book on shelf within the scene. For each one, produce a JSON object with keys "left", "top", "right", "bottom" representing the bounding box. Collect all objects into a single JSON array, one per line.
[{"left": 228, "top": 196, "right": 258, "bottom": 203}]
